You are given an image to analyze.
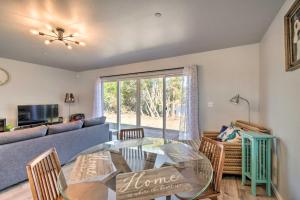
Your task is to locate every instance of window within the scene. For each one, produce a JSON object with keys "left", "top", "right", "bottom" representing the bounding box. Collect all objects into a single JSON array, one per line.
[{"left": 102, "top": 69, "right": 185, "bottom": 138}]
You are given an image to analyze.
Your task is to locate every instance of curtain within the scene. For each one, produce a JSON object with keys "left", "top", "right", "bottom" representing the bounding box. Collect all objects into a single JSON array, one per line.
[
  {"left": 92, "top": 78, "right": 103, "bottom": 118},
  {"left": 179, "top": 65, "right": 200, "bottom": 140}
]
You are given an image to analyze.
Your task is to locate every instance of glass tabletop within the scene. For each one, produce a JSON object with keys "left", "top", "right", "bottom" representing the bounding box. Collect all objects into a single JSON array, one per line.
[{"left": 57, "top": 137, "right": 213, "bottom": 200}]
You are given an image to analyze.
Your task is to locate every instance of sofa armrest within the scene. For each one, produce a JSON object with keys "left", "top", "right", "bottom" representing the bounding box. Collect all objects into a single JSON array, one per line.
[{"left": 202, "top": 131, "right": 219, "bottom": 140}]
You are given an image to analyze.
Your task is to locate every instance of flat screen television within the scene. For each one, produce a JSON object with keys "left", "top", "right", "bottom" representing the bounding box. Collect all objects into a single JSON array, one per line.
[{"left": 18, "top": 104, "right": 59, "bottom": 126}]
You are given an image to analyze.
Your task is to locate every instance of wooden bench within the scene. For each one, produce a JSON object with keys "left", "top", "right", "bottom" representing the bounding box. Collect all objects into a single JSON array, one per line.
[{"left": 203, "top": 120, "right": 270, "bottom": 175}]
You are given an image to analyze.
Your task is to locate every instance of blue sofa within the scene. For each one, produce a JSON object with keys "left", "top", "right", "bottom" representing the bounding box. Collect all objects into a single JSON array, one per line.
[{"left": 0, "top": 123, "right": 110, "bottom": 190}]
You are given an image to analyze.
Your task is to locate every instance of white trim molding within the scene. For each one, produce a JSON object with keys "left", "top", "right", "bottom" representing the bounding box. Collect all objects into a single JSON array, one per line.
[{"left": 272, "top": 183, "right": 284, "bottom": 200}]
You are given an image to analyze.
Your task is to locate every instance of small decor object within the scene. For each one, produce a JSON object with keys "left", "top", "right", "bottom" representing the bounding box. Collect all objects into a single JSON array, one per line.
[
  {"left": 5, "top": 124, "right": 13, "bottom": 132},
  {"left": 58, "top": 117, "right": 64, "bottom": 123},
  {"left": 0, "top": 68, "right": 9, "bottom": 86},
  {"left": 230, "top": 94, "right": 251, "bottom": 123},
  {"left": 65, "top": 93, "right": 75, "bottom": 118},
  {"left": 70, "top": 113, "right": 85, "bottom": 122},
  {"left": 285, "top": 0, "right": 300, "bottom": 71},
  {"left": 242, "top": 132, "right": 275, "bottom": 196},
  {"left": 0, "top": 119, "right": 6, "bottom": 132},
  {"left": 30, "top": 25, "right": 86, "bottom": 50}
]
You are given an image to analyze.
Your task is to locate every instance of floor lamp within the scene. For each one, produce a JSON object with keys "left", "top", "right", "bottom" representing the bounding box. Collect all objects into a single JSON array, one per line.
[
  {"left": 65, "top": 93, "right": 75, "bottom": 120},
  {"left": 230, "top": 94, "right": 251, "bottom": 123}
]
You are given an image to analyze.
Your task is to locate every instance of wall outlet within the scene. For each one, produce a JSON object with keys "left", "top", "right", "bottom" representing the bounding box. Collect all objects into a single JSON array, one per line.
[{"left": 208, "top": 102, "right": 214, "bottom": 108}]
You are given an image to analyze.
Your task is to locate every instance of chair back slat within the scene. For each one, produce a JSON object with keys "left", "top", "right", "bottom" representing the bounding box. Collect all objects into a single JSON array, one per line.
[
  {"left": 199, "top": 137, "right": 225, "bottom": 193},
  {"left": 118, "top": 128, "right": 144, "bottom": 140},
  {"left": 26, "top": 148, "right": 62, "bottom": 200}
]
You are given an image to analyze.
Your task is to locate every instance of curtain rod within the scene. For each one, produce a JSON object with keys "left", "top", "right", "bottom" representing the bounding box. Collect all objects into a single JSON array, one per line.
[{"left": 100, "top": 67, "right": 184, "bottom": 78}]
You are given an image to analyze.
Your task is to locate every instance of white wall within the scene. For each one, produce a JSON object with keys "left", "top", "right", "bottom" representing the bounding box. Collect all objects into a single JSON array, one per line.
[
  {"left": 0, "top": 57, "right": 78, "bottom": 125},
  {"left": 260, "top": 0, "right": 300, "bottom": 199},
  {"left": 77, "top": 43, "right": 260, "bottom": 131}
]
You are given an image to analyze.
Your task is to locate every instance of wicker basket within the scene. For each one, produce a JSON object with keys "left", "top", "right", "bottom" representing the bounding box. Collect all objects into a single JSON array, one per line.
[{"left": 203, "top": 120, "right": 270, "bottom": 175}]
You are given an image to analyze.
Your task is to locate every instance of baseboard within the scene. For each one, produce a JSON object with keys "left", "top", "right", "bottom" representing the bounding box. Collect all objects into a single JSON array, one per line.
[{"left": 272, "top": 183, "right": 284, "bottom": 200}]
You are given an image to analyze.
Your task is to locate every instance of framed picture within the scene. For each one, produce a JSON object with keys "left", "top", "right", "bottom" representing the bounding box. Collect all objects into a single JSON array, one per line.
[{"left": 285, "top": 0, "right": 300, "bottom": 71}]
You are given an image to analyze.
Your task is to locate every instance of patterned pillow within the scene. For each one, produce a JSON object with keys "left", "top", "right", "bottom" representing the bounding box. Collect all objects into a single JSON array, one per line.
[
  {"left": 220, "top": 125, "right": 228, "bottom": 133},
  {"left": 217, "top": 125, "right": 244, "bottom": 143},
  {"left": 223, "top": 127, "right": 243, "bottom": 143},
  {"left": 217, "top": 126, "right": 231, "bottom": 140}
]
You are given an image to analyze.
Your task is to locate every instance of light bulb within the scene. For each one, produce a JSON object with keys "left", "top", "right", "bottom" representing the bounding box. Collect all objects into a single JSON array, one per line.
[
  {"left": 44, "top": 40, "right": 50, "bottom": 45},
  {"left": 79, "top": 42, "right": 86, "bottom": 46},
  {"left": 45, "top": 24, "right": 53, "bottom": 31},
  {"left": 30, "top": 29, "right": 39, "bottom": 35}
]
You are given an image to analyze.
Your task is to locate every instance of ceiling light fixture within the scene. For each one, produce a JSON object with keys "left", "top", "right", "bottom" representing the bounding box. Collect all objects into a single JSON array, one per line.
[{"left": 30, "top": 27, "right": 86, "bottom": 50}]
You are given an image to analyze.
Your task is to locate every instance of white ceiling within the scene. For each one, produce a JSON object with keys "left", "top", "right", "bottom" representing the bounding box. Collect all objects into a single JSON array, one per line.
[{"left": 0, "top": 0, "right": 285, "bottom": 71}]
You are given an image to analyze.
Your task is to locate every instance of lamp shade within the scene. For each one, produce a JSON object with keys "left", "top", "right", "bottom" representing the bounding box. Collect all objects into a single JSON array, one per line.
[
  {"left": 230, "top": 94, "right": 240, "bottom": 104},
  {"left": 65, "top": 93, "right": 75, "bottom": 103}
]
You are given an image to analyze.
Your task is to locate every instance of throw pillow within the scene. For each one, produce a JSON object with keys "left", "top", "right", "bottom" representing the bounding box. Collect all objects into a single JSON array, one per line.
[
  {"left": 217, "top": 125, "right": 244, "bottom": 143},
  {"left": 47, "top": 120, "right": 83, "bottom": 135},
  {"left": 83, "top": 116, "right": 106, "bottom": 127},
  {"left": 217, "top": 125, "right": 229, "bottom": 141},
  {"left": 0, "top": 125, "right": 48, "bottom": 145},
  {"left": 220, "top": 125, "right": 228, "bottom": 133},
  {"left": 223, "top": 128, "right": 243, "bottom": 143},
  {"left": 217, "top": 126, "right": 233, "bottom": 141}
]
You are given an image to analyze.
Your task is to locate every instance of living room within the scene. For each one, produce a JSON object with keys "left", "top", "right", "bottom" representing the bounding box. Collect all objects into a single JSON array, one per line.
[{"left": 0, "top": 0, "right": 299, "bottom": 200}]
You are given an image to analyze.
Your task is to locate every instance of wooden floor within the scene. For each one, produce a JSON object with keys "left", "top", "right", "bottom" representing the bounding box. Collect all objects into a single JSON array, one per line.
[
  {"left": 0, "top": 175, "right": 276, "bottom": 200},
  {"left": 219, "top": 176, "right": 276, "bottom": 200}
]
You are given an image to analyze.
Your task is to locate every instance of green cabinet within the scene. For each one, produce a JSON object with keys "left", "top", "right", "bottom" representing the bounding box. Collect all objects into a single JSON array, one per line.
[{"left": 242, "top": 132, "right": 275, "bottom": 196}]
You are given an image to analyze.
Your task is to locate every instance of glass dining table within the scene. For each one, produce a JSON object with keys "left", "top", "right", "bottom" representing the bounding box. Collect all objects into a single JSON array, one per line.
[{"left": 57, "top": 137, "right": 213, "bottom": 200}]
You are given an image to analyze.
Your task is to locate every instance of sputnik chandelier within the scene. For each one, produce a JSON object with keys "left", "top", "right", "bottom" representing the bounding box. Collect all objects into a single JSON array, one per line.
[{"left": 30, "top": 25, "right": 86, "bottom": 50}]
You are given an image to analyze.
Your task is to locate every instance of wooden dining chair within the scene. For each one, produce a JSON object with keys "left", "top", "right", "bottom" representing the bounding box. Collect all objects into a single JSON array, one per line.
[
  {"left": 118, "top": 128, "right": 144, "bottom": 140},
  {"left": 26, "top": 148, "right": 63, "bottom": 200},
  {"left": 197, "top": 136, "right": 225, "bottom": 200},
  {"left": 175, "top": 137, "right": 225, "bottom": 200}
]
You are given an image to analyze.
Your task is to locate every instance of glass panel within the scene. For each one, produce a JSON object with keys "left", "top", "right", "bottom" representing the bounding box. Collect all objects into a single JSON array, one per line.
[
  {"left": 166, "top": 76, "right": 184, "bottom": 133},
  {"left": 103, "top": 81, "right": 118, "bottom": 130},
  {"left": 120, "top": 80, "right": 137, "bottom": 129},
  {"left": 140, "top": 78, "right": 163, "bottom": 137}
]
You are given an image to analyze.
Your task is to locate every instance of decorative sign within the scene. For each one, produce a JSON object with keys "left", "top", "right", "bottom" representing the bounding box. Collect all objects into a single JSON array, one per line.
[
  {"left": 116, "top": 166, "right": 192, "bottom": 200},
  {"left": 160, "top": 143, "right": 203, "bottom": 163},
  {"left": 69, "top": 151, "right": 117, "bottom": 184}
]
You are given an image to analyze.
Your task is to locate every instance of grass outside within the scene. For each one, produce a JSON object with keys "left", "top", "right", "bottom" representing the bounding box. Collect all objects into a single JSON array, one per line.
[{"left": 104, "top": 112, "right": 181, "bottom": 131}]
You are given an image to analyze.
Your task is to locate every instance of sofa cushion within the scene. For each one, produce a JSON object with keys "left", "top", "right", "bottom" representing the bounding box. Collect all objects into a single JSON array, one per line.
[
  {"left": 48, "top": 120, "right": 83, "bottom": 135},
  {"left": 83, "top": 116, "right": 106, "bottom": 127},
  {"left": 0, "top": 125, "right": 48, "bottom": 145}
]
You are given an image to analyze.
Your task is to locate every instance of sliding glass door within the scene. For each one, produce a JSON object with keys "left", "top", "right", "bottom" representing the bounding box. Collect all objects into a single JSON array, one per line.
[
  {"left": 140, "top": 78, "right": 164, "bottom": 136},
  {"left": 103, "top": 81, "right": 118, "bottom": 130},
  {"left": 102, "top": 74, "right": 184, "bottom": 138},
  {"left": 165, "top": 76, "right": 184, "bottom": 132},
  {"left": 120, "top": 80, "right": 137, "bottom": 129}
]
